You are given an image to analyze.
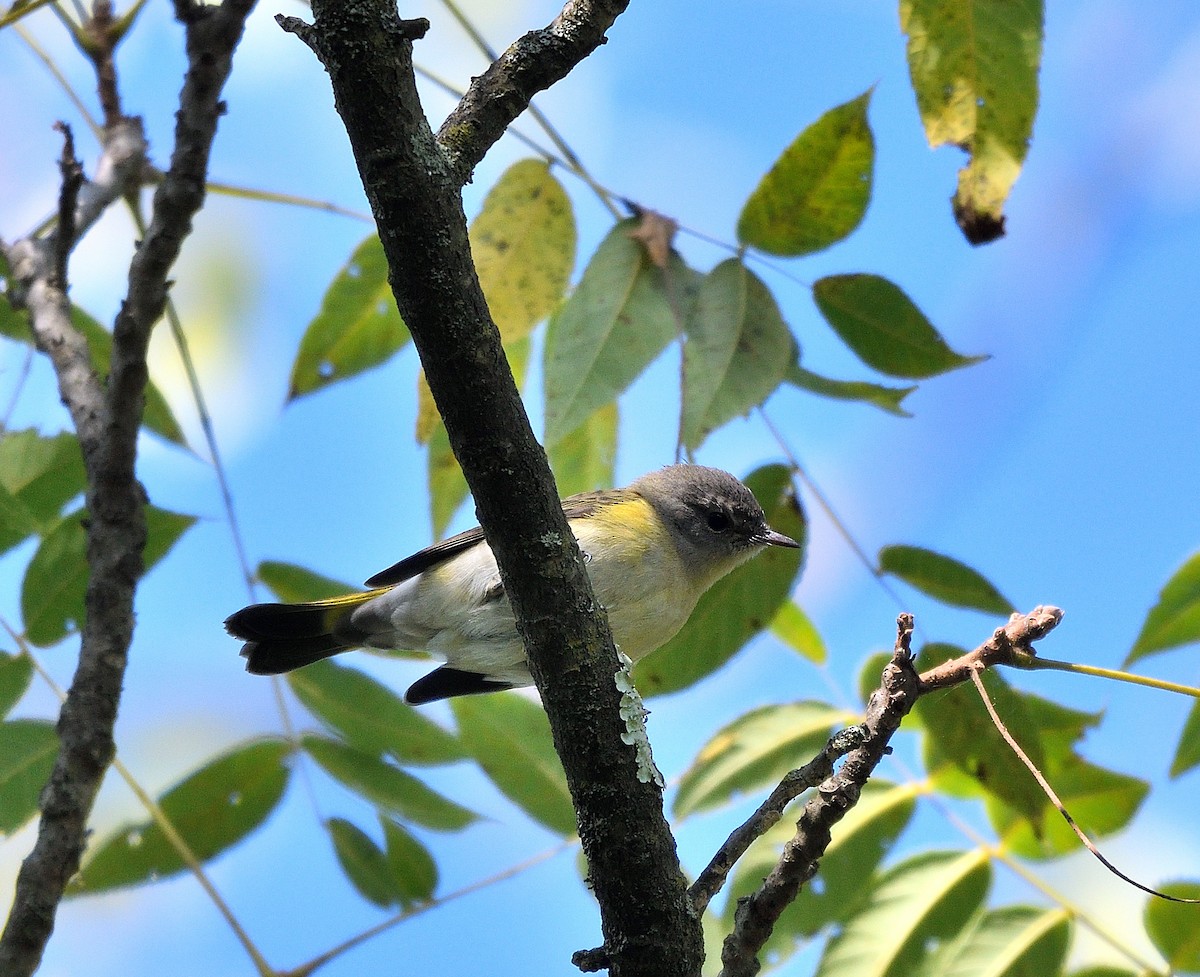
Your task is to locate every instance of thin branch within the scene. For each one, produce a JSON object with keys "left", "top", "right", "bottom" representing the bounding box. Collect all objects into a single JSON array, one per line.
[
  {"left": 710, "top": 607, "right": 1068, "bottom": 977},
  {"left": 436, "top": 0, "right": 631, "bottom": 184},
  {"left": 0, "top": 1, "right": 257, "bottom": 973},
  {"left": 689, "top": 726, "right": 868, "bottom": 916},
  {"left": 718, "top": 614, "right": 921, "bottom": 977},
  {"left": 280, "top": 840, "right": 574, "bottom": 977},
  {"left": 969, "top": 666, "right": 1200, "bottom": 905},
  {"left": 917, "top": 605, "right": 1065, "bottom": 693}
]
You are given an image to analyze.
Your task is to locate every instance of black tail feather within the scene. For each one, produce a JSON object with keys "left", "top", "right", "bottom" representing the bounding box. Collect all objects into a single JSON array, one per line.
[{"left": 227, "top": 601, "right": 358, "bottom": 675}]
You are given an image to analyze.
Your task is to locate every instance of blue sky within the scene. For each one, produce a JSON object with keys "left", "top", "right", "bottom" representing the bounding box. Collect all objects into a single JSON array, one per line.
[{"left": 3, "top": 1, "right": 1200, "bottom": 975}]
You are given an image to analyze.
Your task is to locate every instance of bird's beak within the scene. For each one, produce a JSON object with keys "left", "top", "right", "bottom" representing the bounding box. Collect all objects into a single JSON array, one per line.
[{"left": 759, "top": 527, "right": 800, "bottom": 549}]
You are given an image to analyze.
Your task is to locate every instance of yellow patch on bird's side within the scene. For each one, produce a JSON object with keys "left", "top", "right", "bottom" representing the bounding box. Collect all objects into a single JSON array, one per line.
[{"left": 587, "top": 497, "right": 672, "bottom": 550}]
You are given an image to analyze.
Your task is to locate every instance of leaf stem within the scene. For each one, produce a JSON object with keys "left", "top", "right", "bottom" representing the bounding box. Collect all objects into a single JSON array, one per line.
[{"left": 1014, "top": 653, "right": 1200, "bottom": 699}]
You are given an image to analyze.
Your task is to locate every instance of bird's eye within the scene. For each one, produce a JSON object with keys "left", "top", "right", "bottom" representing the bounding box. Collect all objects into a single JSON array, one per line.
[{"left": 706, "top": 511, "right": 731, "bottom": 532}]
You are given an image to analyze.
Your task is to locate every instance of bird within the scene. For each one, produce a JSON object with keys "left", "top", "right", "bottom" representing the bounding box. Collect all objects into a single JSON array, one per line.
[{"left": 226, "top": 464, "right": 799, "bottom": 704}]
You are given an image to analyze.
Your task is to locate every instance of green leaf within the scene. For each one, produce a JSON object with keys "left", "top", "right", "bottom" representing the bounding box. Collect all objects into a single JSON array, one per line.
[
  {"left": 0, "top": 430, "right": 87, "bottom": 555},
  {"left": 258, "top": 560, "right": 358, "bottom": 602},
  {"left": 725, "top": 782, "right": 918, "bottom": 959},
  {"left": 1171, "top": 701, "right": 1200, "bottom": 778},
  {"left": 900, "top": 0, "right": 1043, "bottom": 243},
  {"left": 288, "top": 660, "right": 464, "bottom": 766},
  {"left": 681, "top": 259, "right": 792, "bottom": 449},
  {"left": 1145, "top": 882, "right": 1200, "bottom": 973},
  {"left": 0, "top": 310, "right": 184, "bottom": 445},
  {"left": 635, "top": 465, "right": 805, "bottom": 696},
  {"left": 326, "top": 817, "right": 399, "bottom": 908},
  {"left": 879, "top": 545, "right": 1014, "bottom": 614},
  {"left": 737, "top": 90, "right": 874, "bottom": 256},
  {"left": 289, "top": 235, "right": 410, "bottom": 399},
  {"left": 451, "top": 693, "right": 575, "bottom": 836},
  {"left": 989, "top": 756, "right": 1147, "bottom": 860},
  {"left": 543, "top": 220, "right": 686, "bottom": 447},
  {"left": 548, "top": 402, "right": 618, "bottom": 500},
  {"left": 302, "top": 734, "right": 476, "bottom": 831},
  {"left": 770, "top": 600, "right": 826, "bottom": 664},
  {"left": 814, "top": 849, "right": 991, "bottom": 977},
  {"left": 814, "top": 275, "right": 986, "bottom": 379},
  {"left": 787, "top": 363, "right": 916, "bottom": 417},
  {"left": 925, "top": 906, "right": 1071, "bottom": 977},
  {"left": 1067, "top": 969, "right": 1138, "bottom": 977},
  {"left": 19, "top": 516, "right": 87, "bottom": 648},
  {"left": 1127, "top": 552, "right": 1200, "bottom": 665},
  {"left": 918, "top": 664, "right": 1046, "bottom": 822},
  {"left": 674, "top": 701, "right": 848, "bottom": 818},
  {"left": 428, "top": 420, "right": 471, "bottom": 541},
  {"left": 0, "top": 651, "right": 33, "bottom": 719},
  {"left": 70, "top": 307, "right": 187, "bottom": 446},
  {"left": 21, "top": 506, "right": 194, "bottom": 647},
  {"left": 470, "top": 158, "right": 575, "bottom": 344},
  {"left": 70, "top": 739, "right": 291, "bottom": 894},
  {"left": 381, "top": 815, "right": 438, "bottom": 904},
  {"left": 0, "top": 719, "right": 58, "bottom": 835}
]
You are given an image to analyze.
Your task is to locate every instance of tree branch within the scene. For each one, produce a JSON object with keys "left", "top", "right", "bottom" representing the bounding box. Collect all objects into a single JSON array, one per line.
[
  {"left": 719, "top": 615, "right": 921, "bottom": 977},
  {"left": 0, "top": 3, "right": 255, "bottom": 973},
  {"left": 712, "top": 606, "right": 1065, "bottom": 977},
  {"left": 436, "top": 0, "right": 630, "bottom": 183},
  {"left": 280, "top": 3, "right": 702, "bottom": 974}
]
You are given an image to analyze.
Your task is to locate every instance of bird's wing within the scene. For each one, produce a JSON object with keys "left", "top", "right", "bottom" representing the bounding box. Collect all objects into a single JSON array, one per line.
[{"left": 363, "top": 488, "right": 637, "bottom": 588}]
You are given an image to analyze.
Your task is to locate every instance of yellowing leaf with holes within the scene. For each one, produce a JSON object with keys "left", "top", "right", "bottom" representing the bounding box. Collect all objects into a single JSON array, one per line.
[
  {"left": 681, "top": 259, "right": 792, "bottom": 450},
  {"left": 470, "top": 158, "right": 575, "bottom": 343},
  {"left": 69, "top": 739, "right": 291, "bottom": 894},
  {"left": 289, "top": 234, "right": 410, "bottom": 398},
  {"left": 738, "top": 91, "right": 874, "bottom": 256},
  {"left": 900, "top": 0, "right": 1044, "bottom": 243}
]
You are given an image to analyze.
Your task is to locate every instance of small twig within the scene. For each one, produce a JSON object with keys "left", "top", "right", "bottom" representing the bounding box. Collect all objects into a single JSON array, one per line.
[
  {"left": 718, "top": 615, "right": 920, "bottom": 977},
  {"left": 917, "top": 605, "right": 1064, "bottom": 693},
  {"left": 689, "top": 726, "right": 867, "bottom": 916},
  {"left": 86, "top": 0, "right": 124, "bottom": 126},
  {"left": 968, "top": 666, "right": 1200, "bottom": 904},
  {"left": 51, "top": 123, "right": 85, "bottom": 290},
  {"left": 436, "top": 0, "right": 632, "bottom": 184},
  {"left": 280, "top": 840, "right": 573, "bottom": 977}
]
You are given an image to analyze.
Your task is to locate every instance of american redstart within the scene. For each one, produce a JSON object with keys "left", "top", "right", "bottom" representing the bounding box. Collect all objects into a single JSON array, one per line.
[{"left": 226, "top": 464, "right": 799, "bottom": 704}]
